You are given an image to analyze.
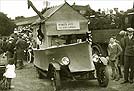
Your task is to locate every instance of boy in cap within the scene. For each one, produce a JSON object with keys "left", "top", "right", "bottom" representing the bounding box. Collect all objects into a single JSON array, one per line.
[{"left": 107, "top": 36, "right": 122, "bottom": 81}]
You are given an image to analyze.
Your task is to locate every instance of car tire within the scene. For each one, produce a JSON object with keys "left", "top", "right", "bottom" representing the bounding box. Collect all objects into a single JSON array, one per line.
[
  {"left": 97, "top": 66, "right": 109, "bottom": 87},
  {"left": 52, "top": 70, "right": 61, "bottom": 91}
]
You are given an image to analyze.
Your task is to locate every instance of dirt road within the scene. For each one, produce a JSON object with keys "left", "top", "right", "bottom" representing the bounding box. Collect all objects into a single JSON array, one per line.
[
  {"left": 8, "top": 63, "right": 134, "bottom": 91},
  {"left": 11, "top": 63, "right": 53, "bottom": 91}
]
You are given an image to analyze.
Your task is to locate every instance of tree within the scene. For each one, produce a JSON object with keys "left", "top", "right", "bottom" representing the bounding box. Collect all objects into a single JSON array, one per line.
[{"left": 0, "top": 12, "right": 16, "bottom": 36}]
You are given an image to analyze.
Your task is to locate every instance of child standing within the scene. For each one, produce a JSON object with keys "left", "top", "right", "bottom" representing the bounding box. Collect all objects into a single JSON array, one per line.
[
  {"left": 107, "top": 36, "right": 122, "bottom": 81},
  {"left": 3, "top": 58, "right": 16, "bottom": 89}
]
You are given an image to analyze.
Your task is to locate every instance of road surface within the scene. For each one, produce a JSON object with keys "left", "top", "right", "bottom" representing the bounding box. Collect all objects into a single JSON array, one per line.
[{"left": 6, "top": 63, "right": 134, "bottom": 91}]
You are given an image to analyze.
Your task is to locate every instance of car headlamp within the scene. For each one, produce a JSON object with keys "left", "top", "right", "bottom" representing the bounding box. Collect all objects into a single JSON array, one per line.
[
  {"left": 60, "top": 57, "right": 70, "bottom": 65},
  {"left": 92, "top": 54, "right": 99, "bottom": 62}
]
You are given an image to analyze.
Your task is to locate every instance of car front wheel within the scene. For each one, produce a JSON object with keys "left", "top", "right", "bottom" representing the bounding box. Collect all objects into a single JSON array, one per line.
[
  {"left": 51, "top": 70, "right": 61, "bottom": 91},
  {"left": 97, "top": 66, "right": 109, "bottom": 87}
]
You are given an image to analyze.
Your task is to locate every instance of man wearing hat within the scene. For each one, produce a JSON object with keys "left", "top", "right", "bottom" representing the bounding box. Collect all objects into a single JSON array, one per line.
[{"left": 121, "top": 27, "right": 134, "bottom": 84}]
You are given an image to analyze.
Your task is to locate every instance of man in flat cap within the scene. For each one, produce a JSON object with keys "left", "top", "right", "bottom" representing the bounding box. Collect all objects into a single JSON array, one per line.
[{"left": 121, "top": 27, "right": 134, "bottom": 84}]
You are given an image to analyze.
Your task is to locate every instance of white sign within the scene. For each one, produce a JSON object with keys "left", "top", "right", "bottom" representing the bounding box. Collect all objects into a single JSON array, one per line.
[{"left": 57, "top": 21, "right": 80, "bottom": 30}]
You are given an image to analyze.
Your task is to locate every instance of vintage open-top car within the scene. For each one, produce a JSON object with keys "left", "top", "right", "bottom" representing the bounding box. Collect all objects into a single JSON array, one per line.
[
  {"left": 27, "top": 0, "right": 109, "bottom": 90},
  {"left": 34, "top": 42, "right": 109, "bottom": 90}
]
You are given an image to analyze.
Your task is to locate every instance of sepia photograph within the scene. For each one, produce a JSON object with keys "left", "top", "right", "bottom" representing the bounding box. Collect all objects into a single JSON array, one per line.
[{"left": 0, "top": 0, "right": 134, "bottom": 91}]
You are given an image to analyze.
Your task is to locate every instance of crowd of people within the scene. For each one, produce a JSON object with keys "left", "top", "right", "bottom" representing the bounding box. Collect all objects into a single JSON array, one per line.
[
  {"left": 0, "top": 30, "right": 35, "bottom": 70},
  {"left": 0, "top": 29, "right": 37, "bottom": 89},
  {"left": 89, "top": 8, "right": 126, "bottom": 30},
  {"left": 107, "top": 27, "right": 134, "bottom": 84}
]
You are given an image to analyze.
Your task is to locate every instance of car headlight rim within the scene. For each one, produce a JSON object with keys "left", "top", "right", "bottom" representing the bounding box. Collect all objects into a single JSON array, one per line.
[{"left": 60, "top": 57, "right": 70, "bottom": 65}]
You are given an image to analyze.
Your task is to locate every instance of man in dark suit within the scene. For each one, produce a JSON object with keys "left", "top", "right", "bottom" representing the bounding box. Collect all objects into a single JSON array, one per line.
[
  {"left": 16, "top": 35, "right": 29, "bottom": 69},
  {"left": 121, "top": 28, "right": 134, "bottom": 84}
]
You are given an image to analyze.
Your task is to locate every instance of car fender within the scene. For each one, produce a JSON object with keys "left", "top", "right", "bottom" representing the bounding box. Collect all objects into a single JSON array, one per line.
[
  {"left": 100, "top": 57, "right": 108, "bottom": 65},
  {"left": 50, "top": 62, "right": 61, "bottom": 70}
]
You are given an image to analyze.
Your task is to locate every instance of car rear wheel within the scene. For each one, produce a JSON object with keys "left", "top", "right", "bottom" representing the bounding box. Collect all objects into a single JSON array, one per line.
[{"left": 97, "top": 66, "right": 109, "bottom": 87}]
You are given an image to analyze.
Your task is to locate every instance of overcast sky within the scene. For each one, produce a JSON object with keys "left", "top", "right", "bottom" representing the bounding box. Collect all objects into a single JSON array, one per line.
[{"left": 0, "top": 0, "right": 133, "bottom": 19}]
